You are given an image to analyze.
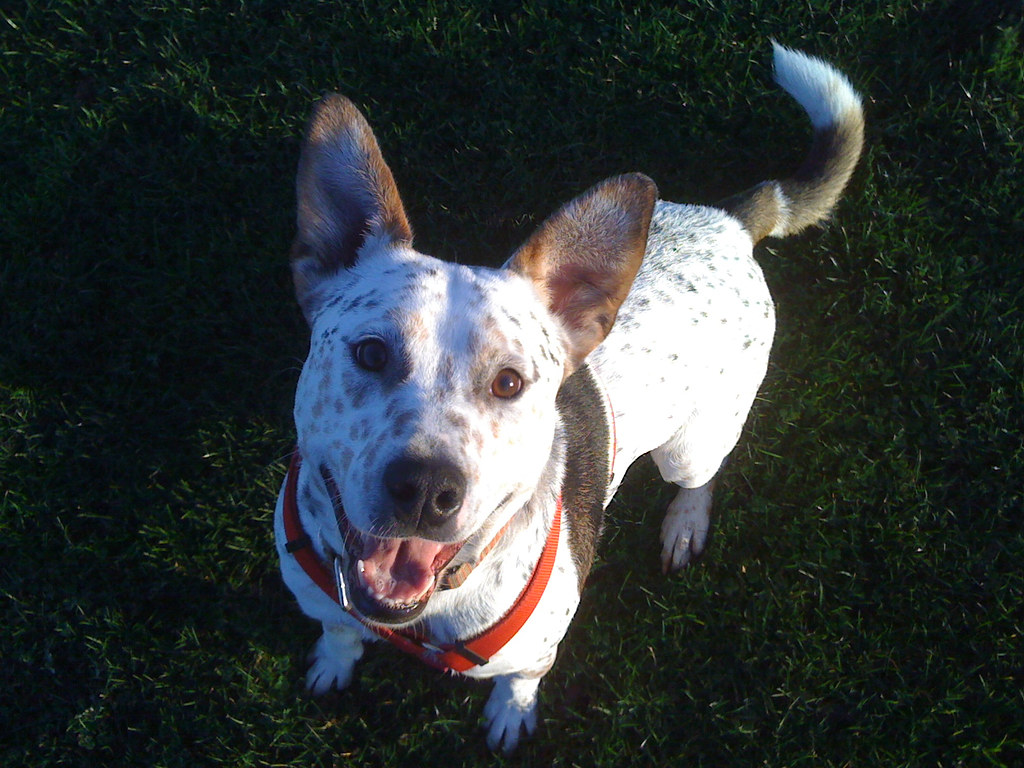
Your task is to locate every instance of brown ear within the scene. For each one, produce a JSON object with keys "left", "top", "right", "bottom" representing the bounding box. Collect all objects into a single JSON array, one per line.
[
  {"left": 291, "top": 95, "right": 412, "bottom": 316},
  {"left": 508, "top": 173, "right": 657, "bottom": 371}
]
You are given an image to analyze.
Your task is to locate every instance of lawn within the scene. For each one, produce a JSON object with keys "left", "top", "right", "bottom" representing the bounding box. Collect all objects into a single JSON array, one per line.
[{"left": 2, "top": 1, "right": 1022, "bottom": 766}]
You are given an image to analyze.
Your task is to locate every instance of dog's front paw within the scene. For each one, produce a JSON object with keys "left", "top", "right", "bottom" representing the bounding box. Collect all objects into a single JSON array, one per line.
[
  {"left": 305, "top": 624, "right": 364, "bottom": 695},
  {"left": 483, "top": 675, "right": 540, "bottom": 754},
  {"left": 660, "top": 483, "right": 713, "bottom": 573}
]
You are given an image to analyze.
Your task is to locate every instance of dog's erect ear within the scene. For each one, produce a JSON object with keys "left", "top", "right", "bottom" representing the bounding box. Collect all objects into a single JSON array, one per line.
[
  {"left": 291, "top": 95, "right": 412, "bottom": 314},
  {"left": 508, "top": 173, "right": 657, "bottom": 371}
]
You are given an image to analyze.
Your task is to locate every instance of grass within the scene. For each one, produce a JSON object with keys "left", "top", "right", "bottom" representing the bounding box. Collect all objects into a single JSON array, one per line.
[{"left": 2, "top": 0, "right": 1022, "bottom": 765}]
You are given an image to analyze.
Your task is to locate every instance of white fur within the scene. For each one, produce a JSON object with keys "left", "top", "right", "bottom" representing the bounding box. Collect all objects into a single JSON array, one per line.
[
  {"left": 484, "top": 675, "right": 541, "bottom": 753},
  {"left": 660, "top": 478, "right": 716, "bottom": 573},
  {"left": 772, "top": 41, "right": 862, "bottom": 129},
  {"left": 306, "top": 623, "right": 364, "bottom": 694}
]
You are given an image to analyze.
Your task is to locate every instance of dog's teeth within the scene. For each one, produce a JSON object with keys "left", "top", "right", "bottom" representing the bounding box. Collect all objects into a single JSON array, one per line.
[{"left": 352, "top": 559, "right": 419, "bottom": 608}]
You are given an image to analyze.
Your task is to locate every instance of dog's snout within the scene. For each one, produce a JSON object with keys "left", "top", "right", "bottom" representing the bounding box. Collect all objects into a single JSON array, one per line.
[{"left": 384, "top": 456, "right": 466, "bottom": 534}]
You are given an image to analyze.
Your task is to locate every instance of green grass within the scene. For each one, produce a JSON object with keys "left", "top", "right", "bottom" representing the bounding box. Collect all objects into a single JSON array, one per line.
[{"left": 2, "top": 0, "right": 1022, "bottom": 765}]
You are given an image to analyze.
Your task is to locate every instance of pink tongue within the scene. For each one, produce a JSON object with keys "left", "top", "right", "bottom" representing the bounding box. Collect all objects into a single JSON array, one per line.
[{"left": 358, "top": 536, "right": 450, "bottom": 604}]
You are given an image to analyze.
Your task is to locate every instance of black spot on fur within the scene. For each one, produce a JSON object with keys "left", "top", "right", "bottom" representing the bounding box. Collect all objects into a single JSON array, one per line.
[
  {"left": 346, "top": 378, "right": 371, "bottom": 410},
  {"left": 391, "top": 410, "right": 416, "bottom": 437},
  {"left": 446, "top": 410, "right": 469, "bottom": 432},
  {"left": 501, "top": 307, "right": 524, "bottom": 328}
]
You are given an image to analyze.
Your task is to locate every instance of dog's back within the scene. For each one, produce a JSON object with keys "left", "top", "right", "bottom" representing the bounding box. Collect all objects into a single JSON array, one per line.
[{"left": 592, "top": 43, "right": 864, "bottom": 572}]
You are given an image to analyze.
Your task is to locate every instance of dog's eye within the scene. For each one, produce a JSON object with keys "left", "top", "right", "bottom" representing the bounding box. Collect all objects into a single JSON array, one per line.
[
  {"left": 353, "top": 338, "right": 388, "bottom": 372},
  {"left": 490, "top": 368, "right": 523, "bottom": 399}
]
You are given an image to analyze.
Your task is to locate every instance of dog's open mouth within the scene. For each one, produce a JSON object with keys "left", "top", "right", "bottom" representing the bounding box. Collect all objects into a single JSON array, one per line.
[
  {"left": 323, "top": 469, "right": 465, "bottom": 625},
  {"left": 341, "top": 522, "right": 465, "bottom": 624}
]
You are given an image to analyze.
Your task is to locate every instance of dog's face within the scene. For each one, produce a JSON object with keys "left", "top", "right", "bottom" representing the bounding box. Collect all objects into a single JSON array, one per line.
[
  {"left": 290, "top": 95, "right": 655, "bottom": 625},
  {"left": 294, "top": 246, "right": 570, "bottom": 621}
]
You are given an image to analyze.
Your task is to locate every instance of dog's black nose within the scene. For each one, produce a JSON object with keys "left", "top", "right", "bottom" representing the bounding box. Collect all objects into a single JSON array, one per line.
[{"left": 383, "top": 456, "right": 467, "bottom": 534}]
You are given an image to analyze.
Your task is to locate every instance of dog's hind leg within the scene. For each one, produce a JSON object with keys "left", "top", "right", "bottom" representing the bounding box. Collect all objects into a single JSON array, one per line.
[
  {"left": 657, "top": 470, "right": 721, "bottom": 573},
  {"left": 650, "top": 423, "right": 737, "bottom": 573}
]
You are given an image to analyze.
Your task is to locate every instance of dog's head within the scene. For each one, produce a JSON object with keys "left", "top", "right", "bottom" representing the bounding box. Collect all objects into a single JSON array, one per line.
[{"left": 289, "top": 95, "right": 655, "bottom": 625}]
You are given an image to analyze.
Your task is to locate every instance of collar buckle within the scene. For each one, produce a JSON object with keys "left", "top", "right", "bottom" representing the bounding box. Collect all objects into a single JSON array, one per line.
[{"left": 333, "top": 555, "right": 353, "bottom": 612}]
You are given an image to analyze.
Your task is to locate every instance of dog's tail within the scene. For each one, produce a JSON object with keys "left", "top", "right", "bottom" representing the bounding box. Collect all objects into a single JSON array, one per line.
[{"left": 721, "top": 43, "right": 864, "bottom": 244}]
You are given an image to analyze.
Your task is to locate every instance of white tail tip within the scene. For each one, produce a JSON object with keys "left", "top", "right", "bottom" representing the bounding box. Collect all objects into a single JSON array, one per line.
[{"left": 771, "top": 42, "right": 862, "bottom": 130}]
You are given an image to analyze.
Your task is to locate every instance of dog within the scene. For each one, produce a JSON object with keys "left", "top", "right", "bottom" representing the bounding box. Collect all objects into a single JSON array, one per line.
[{"left": 274, "top": 43, "right": 863, "bottom": 752}]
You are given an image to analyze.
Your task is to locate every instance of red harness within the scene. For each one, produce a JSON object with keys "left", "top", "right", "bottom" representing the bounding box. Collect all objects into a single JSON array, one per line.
[{"left": 281, "top": 451, "right": 562, "bottom": 673}]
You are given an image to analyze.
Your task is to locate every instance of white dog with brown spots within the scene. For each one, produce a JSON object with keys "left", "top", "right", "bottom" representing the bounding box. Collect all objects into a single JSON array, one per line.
[{"left": 274, "top": 43, "right": 864, "bottom": 752}]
